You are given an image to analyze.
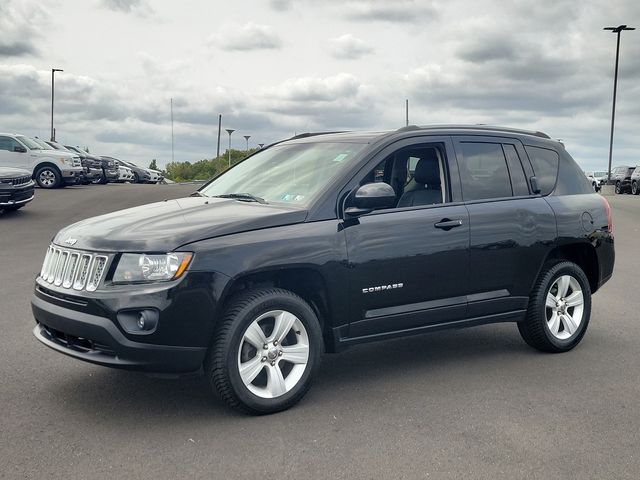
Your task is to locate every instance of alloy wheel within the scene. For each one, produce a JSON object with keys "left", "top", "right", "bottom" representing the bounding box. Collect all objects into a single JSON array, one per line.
[
  {"left": 237, "top": 310, "right": 309, "bottom": 399},
  {"left": 39, "top": 170, "right": 56, "bottom": 187},
  {"left": 545, "top": 275, "right": 584, "bottom": 340}
]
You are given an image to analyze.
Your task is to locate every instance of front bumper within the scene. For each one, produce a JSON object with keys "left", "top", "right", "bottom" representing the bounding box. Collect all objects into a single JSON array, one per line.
[
  {"left": 31, "top": 272, "right": 221, "bottom": 373},
  {"left": 0, "top": 181, "right": 35, "bottom": 207},
  {"left": 105, "top": 169, "right": 119, "bottom": 181}
]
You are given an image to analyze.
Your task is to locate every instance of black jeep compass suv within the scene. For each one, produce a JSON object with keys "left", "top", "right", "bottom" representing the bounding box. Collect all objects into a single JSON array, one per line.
[{"left": 32, "top": 125, "right": 615, "bottom": 414}]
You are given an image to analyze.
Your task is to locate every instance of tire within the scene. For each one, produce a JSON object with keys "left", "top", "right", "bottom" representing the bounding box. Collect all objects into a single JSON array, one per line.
[
  {"left": 632, "top": 182, "right": 639, "bottom": 195},
  {"left": 518, "top": 261, "right": 591, "bottom": 353},
  {"left": 615, "top": 181, "right": 621, "bottom": 194},
  {"left": 133, "top": 172, "right": 140, "bottom": 184},
  {"left": 35, "top": 166, "right": 61, "bottom": 189},
  {"left": 205, "top": 287, "right": 323, "bottom": 415}
]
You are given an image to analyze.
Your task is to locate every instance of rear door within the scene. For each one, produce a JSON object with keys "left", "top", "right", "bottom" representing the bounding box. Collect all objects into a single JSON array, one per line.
[
  {"left": 453, "top": 136, "right": 556, "bottom": 318},
  {"left": 343, "top": 136, "right": 470, "bottom": 339}
]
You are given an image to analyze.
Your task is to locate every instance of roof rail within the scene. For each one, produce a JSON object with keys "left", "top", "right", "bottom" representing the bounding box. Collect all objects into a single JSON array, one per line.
[
  {"left": 396, "top": 125, "right": 420, "bottom": 132},
  {"left": 288, "top": 131, "right": 347, "bottom": 140},
  {"left": 432, "top": 124, "right": 551, "bottom": 139}
]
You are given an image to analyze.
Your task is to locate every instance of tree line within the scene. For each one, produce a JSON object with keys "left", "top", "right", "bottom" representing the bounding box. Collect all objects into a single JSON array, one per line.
[{"left": 158, "top": 148, "right": 259, "bottom": 183}]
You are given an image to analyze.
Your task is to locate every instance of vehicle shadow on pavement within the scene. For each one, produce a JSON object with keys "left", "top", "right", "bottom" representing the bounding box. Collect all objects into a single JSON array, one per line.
[{"left": 44, "top": 324, "right": 532, "bottom": 419}]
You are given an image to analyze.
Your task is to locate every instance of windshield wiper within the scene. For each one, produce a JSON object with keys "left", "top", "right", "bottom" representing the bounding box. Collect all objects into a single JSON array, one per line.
[
  {"left": 213, "top": 193, "right": 268, "bottom": 204},
  {"left": 190, "top": 191, "right": 205, "bottom": 197}
]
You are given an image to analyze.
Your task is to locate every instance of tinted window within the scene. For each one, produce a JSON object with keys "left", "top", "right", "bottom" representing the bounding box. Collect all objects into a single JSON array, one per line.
[
  {"left": 502, "top": 144, "right": 529, "bottom": 196},
  {"left": 524, "top": 146, "right": 559, "bottom": 195},
  {"left": 458, "top": 142, "right": 512, "bottom": 201},
  {"left": 0, "top": 136, "right": 20, "bottom": 152},
  {"left": 555, "top": 150, "right": 594, "bottom": 195}
]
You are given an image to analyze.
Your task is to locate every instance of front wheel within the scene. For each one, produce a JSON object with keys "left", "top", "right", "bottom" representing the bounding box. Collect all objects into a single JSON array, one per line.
[
  {"left": 615, "top": 181, "right": 621, "bottom": 194},
  {"left": 205, "top": 288, "right": 323, "bottom": 415},
  {"left": 518, "top": 261, "right": 591, "bottom": 353},
  {"left": 632, "top": 182, "right": 639, "bottom": 195},
  {"left": 35, "top": 166, "right": 61, "bottom": 189}
]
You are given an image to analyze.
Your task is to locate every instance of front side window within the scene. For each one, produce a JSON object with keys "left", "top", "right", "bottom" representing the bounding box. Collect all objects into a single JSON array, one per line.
[
  {"left": 200, "top": 142, "right": 365, "bottom": 206},
  {"left": 457, "top": 142, "right": 512, "bottom": 201},
  {"left": 0, "top": 136, "right": 21, "bottom": 152},
  {"left": 15, "top": 136, "right": 43, "bottom": 150}
]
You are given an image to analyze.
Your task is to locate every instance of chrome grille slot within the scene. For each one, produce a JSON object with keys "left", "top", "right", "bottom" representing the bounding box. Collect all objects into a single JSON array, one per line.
[
  {"left": 53, "top": 250, "right": 69, "bottom": 286},
  {"left": 73, "top": 254, "right": 92, "bottom": 290},
  {"left": 38, "top": 244, "right": 110, "bottom": 292},
  {"left": 86, "top": 256, "right": 107, "bottom": 292},
  {"left": 62, "top": 252, "right": 80, "bottom": 288}
]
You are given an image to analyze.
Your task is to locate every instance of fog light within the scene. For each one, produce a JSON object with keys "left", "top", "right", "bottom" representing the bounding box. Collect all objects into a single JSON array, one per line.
[{"left": 117, "top": 309, "right": 159, "bottom": 335}]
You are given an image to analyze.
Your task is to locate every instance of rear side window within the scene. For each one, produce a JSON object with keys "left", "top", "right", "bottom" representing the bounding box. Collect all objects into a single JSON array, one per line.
[
  {"left": 457, "top": 142, "right": 512, "bottom": 201},
  {"left": 525, "top": 146, "right": 559, "bottom": 195}
]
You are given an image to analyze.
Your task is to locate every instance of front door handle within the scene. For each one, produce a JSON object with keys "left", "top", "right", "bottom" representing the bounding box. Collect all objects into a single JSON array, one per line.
[{"left": 434, "top": 218, "right": 463, "bottom": 230}]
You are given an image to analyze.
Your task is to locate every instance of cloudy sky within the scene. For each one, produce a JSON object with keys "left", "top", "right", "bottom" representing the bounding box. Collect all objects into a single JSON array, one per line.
[{"left": 0, "top": 0, "right": 638, "bottom": 170}]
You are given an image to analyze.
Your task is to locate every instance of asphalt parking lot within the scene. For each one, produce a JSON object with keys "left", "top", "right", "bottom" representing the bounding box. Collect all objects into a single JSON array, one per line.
[{"left": 1, "top": 184, "right": 639, "bottom": 479}]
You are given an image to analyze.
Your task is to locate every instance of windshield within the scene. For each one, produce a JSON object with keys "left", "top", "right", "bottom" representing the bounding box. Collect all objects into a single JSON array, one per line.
[
  {"left": 200, "top": 142, "right": 365, "bottom": 205},
  {"left": 594, "top": 171, "right": 607, "bottom": 177},
  {"left": 32, "top": 138, "right": 55, "bottom": 150},
  {"left": 17, "top": 136, "right": 45, "bottom": 150}
]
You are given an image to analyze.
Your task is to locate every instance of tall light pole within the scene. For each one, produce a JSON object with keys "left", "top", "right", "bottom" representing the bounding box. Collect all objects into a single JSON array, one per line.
[
  {"left": 225, "top": 128, "right": 235, "bottom": 167},
  {"left": 604, "top": 25, "right": 635, "bottom": 183},
  {"left": 50, "top": 68, "right": 63, "bottom": 141},
  {"left": 216, "top": 114, "right": 222, "bottom": 158},
  {"left": 243, "top": 135, "right": 251, "bottom": 152},
  {"left": 170, "top": 98, "right": 175, "bottom": 163}
]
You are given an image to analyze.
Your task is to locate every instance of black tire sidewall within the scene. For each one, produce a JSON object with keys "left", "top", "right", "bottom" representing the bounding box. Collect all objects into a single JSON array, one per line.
[
  {"left": 534, "top": 262, "right": 592, "bottom": 351},
  {"left": 218, "top": 290, "right": 322, "bottom": 413},
  {"left": 615, "top": 182, "right": 620, "bottom": 194}
]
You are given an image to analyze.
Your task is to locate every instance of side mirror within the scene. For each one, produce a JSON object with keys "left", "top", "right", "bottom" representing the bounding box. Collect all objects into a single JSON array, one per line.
[
  {"left": 13, "top": 145, "right": 27, "bottom": 153},
  {"left": 530, "top": 176, "right": 541, "bottom": 195},
  {"left": 345, "top": 182, "right": 396, "bottom": 217}
]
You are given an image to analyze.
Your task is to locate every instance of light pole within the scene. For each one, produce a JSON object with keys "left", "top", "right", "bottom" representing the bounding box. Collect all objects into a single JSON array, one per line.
[
  {"left": 243, "top": 135, "right": 251, "bottom": 152},
  {"left": 604, "top": 25, "right": 635, "bottom": 183},
  {"left": 225, "top": 128, "right": 235, "bottom": 167},
  {"left": 170, "top": 98, "right": 174, "bottom": 163},
  {"left": 50, "top": 68, "right": 63, "bottom": 141}
]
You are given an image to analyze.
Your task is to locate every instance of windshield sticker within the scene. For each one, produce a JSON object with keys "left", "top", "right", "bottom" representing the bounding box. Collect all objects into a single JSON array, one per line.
[
  {"left": 281, "top": 194, "right": 305, "bottom": 202},
  {"left": 332, "top": 153, "right": 349, "bottom": 163}
]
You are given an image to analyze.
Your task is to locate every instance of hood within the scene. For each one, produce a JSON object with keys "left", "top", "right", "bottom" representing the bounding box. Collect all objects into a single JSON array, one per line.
[
  {"left": 0, "top": 167, "right": 31, "bottom": 179},
  {"left": 53, "top": 197, "right": 308, "bottom": 252},
  {"left": 36, "top": 149, "right": 75, "bottom": 159}
]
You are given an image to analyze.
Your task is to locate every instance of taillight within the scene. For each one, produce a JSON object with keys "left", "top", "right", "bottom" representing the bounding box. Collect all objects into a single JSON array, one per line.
[{"left": 601, "top": 196, "right": 613, "bottom": 233}]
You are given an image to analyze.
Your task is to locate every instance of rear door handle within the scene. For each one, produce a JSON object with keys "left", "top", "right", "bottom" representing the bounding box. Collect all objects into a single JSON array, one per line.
[{"left": 434, "top": 219, "right": 463, "bottom": 230}]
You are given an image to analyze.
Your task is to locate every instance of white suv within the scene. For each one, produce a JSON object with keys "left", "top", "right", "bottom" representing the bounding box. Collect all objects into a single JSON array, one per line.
[{"left": 0, "top": 133, "right": 83, "bottom": 188}]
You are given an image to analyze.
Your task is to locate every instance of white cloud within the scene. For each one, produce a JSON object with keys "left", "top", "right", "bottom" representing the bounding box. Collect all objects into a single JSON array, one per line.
[
  {"left": 211, "top": 22, "right": 283, "bottom": 51},
  {"left": 101, "top": 0, "right": 154, "bottom": 16},
  {"left": 0, "top": 1, "right": 49, "bottom": 57},
  {"left": 329, "top": 34, "right": 373, "bottom": 59}
]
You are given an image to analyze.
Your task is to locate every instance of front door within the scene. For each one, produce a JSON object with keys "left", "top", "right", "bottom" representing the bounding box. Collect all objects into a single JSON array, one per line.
[
  {"left": 343, "top": 137, "right": 470, "bottom": 339},
  {"left": 0, "top": 136, "right": 28, "bottom": 169}
]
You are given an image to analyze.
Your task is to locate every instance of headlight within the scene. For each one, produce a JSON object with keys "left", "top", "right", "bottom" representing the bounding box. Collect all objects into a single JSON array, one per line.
[
  {"left": 58, "top": 157, "right": 72, "bottom": 165},
  {"left": 112, "top": 252, "right": 193, "bottom": 283}
]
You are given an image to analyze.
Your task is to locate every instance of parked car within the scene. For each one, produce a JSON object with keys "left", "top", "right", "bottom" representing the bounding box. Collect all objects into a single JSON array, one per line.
[
  {"left": 609, "top": 165, "right": 635, "bottom": 194},
  {"left": 117, "top": 164, "right": 134, "bottom": 182},
  {"left": 102, "top": 156, "right": 151, "bottom": 184},
  {"left": 630, "top": 166, "right": 640, "bottom": 195},
  {"left": 44, "top": 140, "right": 101, "bottom": 185},
  {"left": 32, "top": 125, "right": 614, "bottom": 415},
  {"left": 585, "top": 171, "right": 607, "bottom": 191},
  {"left": 147, "top": 168, "right": 164, "bottom": 184},
  {"left": 65, "top": 146, "right": 118, "bottom": 184},
  {"left": 0, "top": 167, "right": 35, "bottom": 212},
  {"left": 0, "top": 133, "right": 83, "bottom": 188}
]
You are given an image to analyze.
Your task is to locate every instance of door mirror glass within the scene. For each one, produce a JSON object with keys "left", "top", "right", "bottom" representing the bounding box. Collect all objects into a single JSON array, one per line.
[
  {"left": 13, "top": 145, "right": 27, "bottom": 153},
  {"left": 345, "top": 182, "right": 396, "bottom": 217}
]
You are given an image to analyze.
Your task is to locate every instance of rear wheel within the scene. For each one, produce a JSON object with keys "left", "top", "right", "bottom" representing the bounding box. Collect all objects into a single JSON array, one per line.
[
  {"left": 35, "top": 166, "right": 61, "bottom": 189},
  {"left": 615, "top": 181, "right": 621, "bottom": 194},
  {"left": 518, "top": 261, "right": 591, "bottom": 353},
  {"left": 205, "top": 288, "right": 323, "bottom": 415},
  {"left": 632, "top": 181, "right": 638, "bottom": 195}
]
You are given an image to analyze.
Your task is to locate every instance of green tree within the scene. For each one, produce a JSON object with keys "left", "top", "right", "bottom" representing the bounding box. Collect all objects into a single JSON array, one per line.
[
  {"left": 149, "top": 159, "right": 158, "bottom": 170},
  {"left": 164, "top": 148, "right": 258, "bottom": 182}
]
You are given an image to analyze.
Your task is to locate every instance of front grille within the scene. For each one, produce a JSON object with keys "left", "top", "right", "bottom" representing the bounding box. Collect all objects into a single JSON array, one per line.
[
  {"left": 0, "top": 175, "right": 32, "bottom": 186},
  {"left": 41, "top": 324, "right": 116, "bottom": 356},
  {"left": 40, "top": 245, "right": 110, "bottom": 292}
]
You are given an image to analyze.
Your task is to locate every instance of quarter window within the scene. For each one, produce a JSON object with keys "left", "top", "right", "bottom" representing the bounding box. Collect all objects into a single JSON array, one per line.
[
  {"left": 457, "top": 142, "right": 512, "bottom": 201},
  {"left": 525, "top": 146, "right": 559, "bottom": 195},
  {"left": 502, "top": 144, "right": 529, "bottom": 196}
]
